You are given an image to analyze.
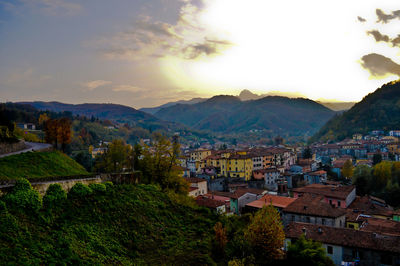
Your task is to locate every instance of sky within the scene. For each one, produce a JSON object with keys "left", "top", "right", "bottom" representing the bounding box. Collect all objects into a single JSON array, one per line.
[{"left": 1, "top": 0, "right": 400, "bottom": 108}]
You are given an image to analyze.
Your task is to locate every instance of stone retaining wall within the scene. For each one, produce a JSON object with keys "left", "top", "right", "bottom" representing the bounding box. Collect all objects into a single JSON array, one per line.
[{"left": 0, "top": 140, "right": 26, "bottom": 155}]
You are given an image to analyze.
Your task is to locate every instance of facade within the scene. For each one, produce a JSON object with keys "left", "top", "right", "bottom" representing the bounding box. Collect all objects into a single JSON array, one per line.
[{"left": 185, "top": 177, "right": 208, "bottom": 197}]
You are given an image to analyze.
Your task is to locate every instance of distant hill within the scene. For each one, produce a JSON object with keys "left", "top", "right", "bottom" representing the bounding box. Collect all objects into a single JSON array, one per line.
[
  {"left": 0, "top": 151, "right": 88, "bottom": 179},
  {"left": 20, "top": 101, "right": 179, "bottom": 131},
  {"left": 317, "top": 101, "right": 356, "bottom": 111},
  {"left": 154, "top": 95, "right": 335, "bottom": 136},
  {"left": 139, "top": 97, "right": 206, "bottom": 115},
  {"left": 311, "top": 80, "right": 400, "bottom": 142}
]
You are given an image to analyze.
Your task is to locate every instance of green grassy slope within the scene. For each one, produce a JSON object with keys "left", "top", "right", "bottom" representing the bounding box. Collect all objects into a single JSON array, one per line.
[
  {"left": 0, "top": 183, "right": 217, "bottom": 265},
  {"left": 0, "top": 151, "right": 88, "bottom": 179}
]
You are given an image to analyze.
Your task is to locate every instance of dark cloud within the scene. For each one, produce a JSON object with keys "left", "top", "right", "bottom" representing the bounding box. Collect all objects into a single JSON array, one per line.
[
  {"left": 376, "top": 9, "right": 400, "bottom": 23},
  {"left": 367, "top": 30, "right": 390, "bottom": 42},
  {"left": 367, "top": 30, "right": 400, "bottom": 48},
  {"left": 182, "top": 42, "right": 217, "bottom": 59},
  {"left": 357, "top": 16, "right": 366, "bottom": 22},
  {"left": 361, "top": 53, "right": 400, "bottom": 77}
]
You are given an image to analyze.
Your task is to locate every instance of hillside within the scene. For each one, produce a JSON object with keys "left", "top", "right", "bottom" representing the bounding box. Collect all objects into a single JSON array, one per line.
[
  {"left": 139, "top": 98, "right": 206, "bottom": 115},
  {"left": 154, "top": 95, "right": 335, "bottom": 136},
  {"left": 0, "top": 151, "right": 88, "bottom": 179},
  {"left": 0, "top": 182, "right": 217, "bottom": 264},
  {"left": 20, "top": 101, "right": 179, "bottom": 131},
  {"left": 311, "top": 80, "right": 400, "bottom": 142}
]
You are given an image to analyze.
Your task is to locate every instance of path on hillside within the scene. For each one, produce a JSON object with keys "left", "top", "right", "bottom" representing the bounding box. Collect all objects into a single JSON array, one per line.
[{"left": 0, "top": 142, "right": 52, "bottom": 158}]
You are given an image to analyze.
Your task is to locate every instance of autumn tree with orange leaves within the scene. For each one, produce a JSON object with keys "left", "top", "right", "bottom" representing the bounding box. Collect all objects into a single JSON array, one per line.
[
  {"left": 244, "top": 205, "right": 285, "bottom": 262},
  {"left": 44, "top": 118, "right": 72, "bottom": 152}
]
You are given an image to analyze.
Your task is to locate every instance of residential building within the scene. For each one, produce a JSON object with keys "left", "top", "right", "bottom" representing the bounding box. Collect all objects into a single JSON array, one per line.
[
  {"left": 285, "top": 222, "right": 400, "bottom": 266},
  {"left": 244, "top": 194, "right": 296, "bottom": 213},
  {"left": 304, "top": 170, "right": 327, "bottom": 185},
  {"left": 185, "top": 177, "right": 208, "bottom": 197},
  {"left": 195, "top": 196, "right": 226, "bottom": 214},
  {"left": 282, "top": 194, "right": 347, "bottom": 228},
  {"left": 292, "top": 184, "right": 356, "bottom": 208}
]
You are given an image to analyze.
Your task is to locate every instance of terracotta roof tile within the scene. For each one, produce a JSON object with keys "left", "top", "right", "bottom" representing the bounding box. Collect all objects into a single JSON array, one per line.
[
  {"left": 246, "top": 194, "right": 297, "bottom": 209},
  {"left": 285, "top": 222, "right": 400, "bottom": 253}
]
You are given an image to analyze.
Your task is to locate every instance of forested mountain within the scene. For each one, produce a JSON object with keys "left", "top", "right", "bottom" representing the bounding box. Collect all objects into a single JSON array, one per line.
[
  {"left": 139, "top": 98, "right": 206, "bottom": 115},
  {"left": 154, "top": 95, "right": 335, "bottom": 136},
  {"left": 311, "top": 80, "right": 400, "bottom": 142},
  {"left": 20, "top": 101, "right": 179, "bottom": 131}
]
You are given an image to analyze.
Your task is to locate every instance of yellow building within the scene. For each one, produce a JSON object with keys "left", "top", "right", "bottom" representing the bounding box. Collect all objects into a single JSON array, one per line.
[
  {"left": 225, "top": 155, "right": 253, "bottom": 180},
  {"left": 190, "top": 149, "right": 213, "bottom": 161},
  {"left": 387, "top": 142, "right": 400, "bottom": 154}
]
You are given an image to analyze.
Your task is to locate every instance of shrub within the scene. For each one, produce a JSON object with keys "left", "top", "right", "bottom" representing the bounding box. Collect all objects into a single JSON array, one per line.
[
  {"left": 68, "top": 183, "right": 92, "bottom": 199},
  {"left": 3, "top": 178, "right": 42, "bottom": 215},
  {"left": 43, "top": 184, "right": 67, "bottom": 210},
  {"left": 88, "top": 183, "right": 107, "bottom": 193}
]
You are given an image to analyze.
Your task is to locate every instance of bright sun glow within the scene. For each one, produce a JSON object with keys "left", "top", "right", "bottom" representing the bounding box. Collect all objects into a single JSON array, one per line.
[{"left": 161, "top": 0, "right": 400, "bottom": 101}]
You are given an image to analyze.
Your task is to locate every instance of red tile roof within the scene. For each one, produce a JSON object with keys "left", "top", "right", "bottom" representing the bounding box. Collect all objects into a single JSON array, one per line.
[
  {"left": 184, "top": 177, "right": 207, "bottom": 184},
  {"left": 195, "top": 196, "right": 225, "bottom": 209},
  {"left": 246, "top": 194, "right": 297, "bottom": 209},
  {"left": 285, "top": 222, "right": 400, "bottom": 253},
  {"left": 292, "top": 184, "right": 355, "bottom": 200},
  {"left": 284, "top": 194, "right": 346, "bottom": 218},
  {"left": 348, "top": 196, "right": 394, "bottom": 217}
]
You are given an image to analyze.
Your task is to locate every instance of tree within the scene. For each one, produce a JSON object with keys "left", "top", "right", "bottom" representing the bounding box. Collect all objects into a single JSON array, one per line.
[
  {"left": 352, "top": 165, "right": 372, "bottom": 196},
  {"left": 244, "top": 205, "right": 284, "bottom": 262},
  {"left": 57, "top": 118, "right": 72, "bottom": 152},
  {"left": 373, "top": 161, "right": 392, "bottom": 191},
  {"left": 286, "top": 235, "right": 334, "bottom": 266},
  {"left": 373, "top": 153, "right": 382, "bottom": 166},
  {"left": 341, "top": 160, "right": 354, "bottom": 179},
  {"left": 138, "top": 134, "right": 188, "bottom": 194},
  {"left": 214, "top": 222, "right": 228, "bottom": 256},
  {"left": 95, "top": 139, "right": 131, "bottom": 173}
]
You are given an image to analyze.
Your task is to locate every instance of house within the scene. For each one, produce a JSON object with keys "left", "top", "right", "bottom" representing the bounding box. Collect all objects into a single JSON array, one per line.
[
  {"left": 345, "top": 212, "right": 400, "bottom": 237},
  {"left": 214, "top": 188, "right": 266, "bottom": 214},
  {"left": 195, "top": 196, "right": 226, "bottom": 214},
  {"left": 185, "top": 177, "right": 208, "bottom": 197},
  {"left": 253, "top": 168, "right": 281, "bottom": 190},
  {"left": 284, "top": 222, "right": 400, "bottom": 266},
  {"left": 292, "top": 184, "right": 356, "bottom": 208},
  {"left": 202, "top": 193, "right": 231, "bottom": 212},
  {"left": 389, "top": 130, "right": 400, "bottom": 137},
  {"left": 303, "top": 170, "right": 327, "bottom": 185},
  {"left": 244, "top": 194, "right": 296, "bottom": 213},
  {"left": 282, "top": 194, "right": 346, "bottom": 227},
  {"left": 91, "top": 147, "right": 107, "bottom": 158},
  {"left": 16, "top": 123, "right": 36, "bottom": 130}
]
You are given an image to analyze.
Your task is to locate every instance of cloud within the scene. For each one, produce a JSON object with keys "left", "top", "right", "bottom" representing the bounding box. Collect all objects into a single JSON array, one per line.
[
  {"left": 112, "top": 85, "right": 147, "bottom": 93},
  {"left": 367, "top": 30, "right": 390, "bottom": 42},
  {"left": 83, "top": 80, "right": 112, "bottom": 91},
  {"left": 357, "top": 16, "right": 366, "bottom": 22},
  {"left": 367, "top": 30, "right": 400, "bottom": 48},
  {"left": 91, "top": 0, "right": 232, "bottom": 61},
  {"left": 376, "top": 9, "right": 400, "bottom": 23},
  {"left": 3, "top": 0, "right": 82, "bottom": 16},
  {"left": 360, "top": 53, "right": 400, "bottom": 77}
]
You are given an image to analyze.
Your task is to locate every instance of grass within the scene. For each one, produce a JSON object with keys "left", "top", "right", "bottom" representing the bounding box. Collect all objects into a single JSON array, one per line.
[{"left": 0, "top": 151, "right": 89, "bottom": 180}]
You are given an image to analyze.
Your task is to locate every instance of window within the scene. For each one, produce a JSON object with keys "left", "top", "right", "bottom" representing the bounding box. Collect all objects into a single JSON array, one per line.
[
  {"left": 338, "top": 201, "right": 341, "bottom": 207},
  {"left": 322, "top": 219, "right": 325, "bottom": 225},
  {"left": 291, "top": 215, "right": 295, "bottom": 221},
  {"left": 306, "top": 217, "right": 310, "bottom": 223},
  {"left": 327, "top": 246, "right": 333, "bottom": 254},
  {"left": 349, "top": 224, "right": 354, "bottom": 229}
]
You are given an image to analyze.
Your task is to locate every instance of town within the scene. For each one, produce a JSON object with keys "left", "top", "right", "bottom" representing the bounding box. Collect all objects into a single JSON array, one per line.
[{"left": 170, "top": 129, "right": 400, "bottom": 265}]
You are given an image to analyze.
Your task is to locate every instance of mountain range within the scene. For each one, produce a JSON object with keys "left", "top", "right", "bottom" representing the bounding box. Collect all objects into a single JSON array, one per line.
[
  {"left": 19, "top": 101, "right": 179, "bottom": 131},
  {"left": 153, "top": 95, "right": 335, "bottom": 135},
  {"left": 311, "top": 79, "right": 400, "bottom": 142},
  {"left": 139, "top": 89, "right": 355, "bottom": 114}
]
